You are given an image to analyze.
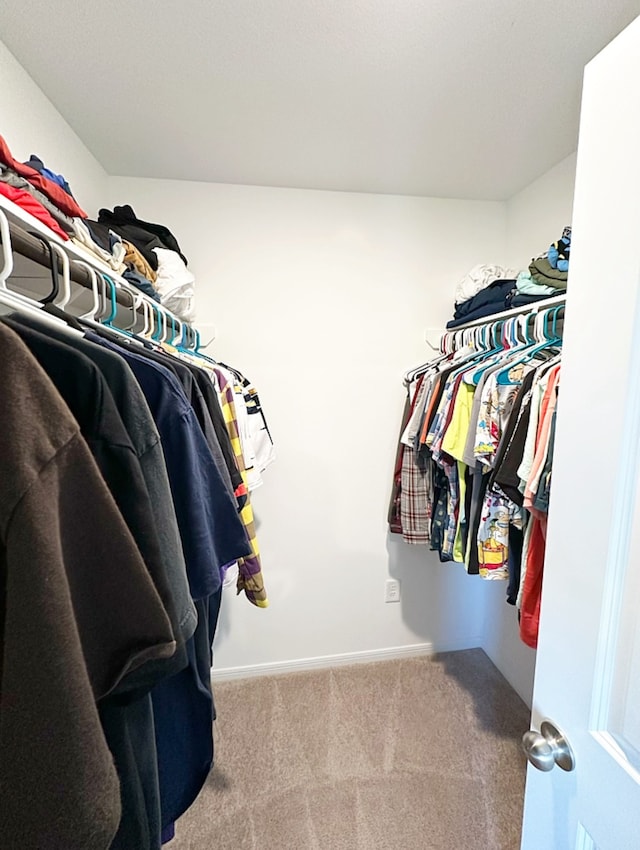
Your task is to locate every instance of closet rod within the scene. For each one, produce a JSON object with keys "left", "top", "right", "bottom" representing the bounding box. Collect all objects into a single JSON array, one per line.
[
  {"left": 0, "top": 220, "right": 134, "bottom": 308},
  {"left": 0, "top": 218, "right": 198, "bottom": 346}
]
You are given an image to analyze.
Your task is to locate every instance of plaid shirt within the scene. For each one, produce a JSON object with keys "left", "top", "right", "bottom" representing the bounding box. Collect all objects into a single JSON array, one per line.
[
  {"left": 400, "top": 445, "right": 431, "bottom": 545},
  {"left": 214, "top": 368, "right": 268, "bottom": 608}
]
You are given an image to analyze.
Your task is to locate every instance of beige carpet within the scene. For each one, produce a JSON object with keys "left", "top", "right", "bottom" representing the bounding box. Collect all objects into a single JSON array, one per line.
[{"left": 170, "top": 649, "right": 529, "bottom": 849}]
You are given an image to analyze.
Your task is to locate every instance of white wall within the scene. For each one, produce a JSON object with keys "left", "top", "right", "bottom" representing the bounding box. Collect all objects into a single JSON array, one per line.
[
  {"left": 479, "top": 152, "right": 578, "bottom": 706},
  {"left": 1, "top": 20, "right": 576, "bottom": 696},
  {"left": 506, "top": 152, "right": 577, "bottom": 271},
  {"left": 2, "top": 25, "right": 577, "bottom": 697},
  {"left": 0, "top": 39, "right": 107, "bottom": 216},
  {"left": 109, "top": 175, "right": 507, "bottom": 674}
]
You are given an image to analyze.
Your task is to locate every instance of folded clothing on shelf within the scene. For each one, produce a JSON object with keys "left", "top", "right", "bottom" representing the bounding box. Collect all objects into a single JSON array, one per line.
[
  {"left": 23, "top": 154, "right": 75, "bottom": 199},
  {"left": 0, "top": 135, "right": 87, "bottom": 219},
  {"left": 510, "top": 292, "right": 559, "bottom": 309},
  {"left": 153, "top": 247, "right": 195, "bottom": 322},
  {"left": 455, "top": 263, "right": 516, "bottom": 305},
  {"left": 71, "top": 219, "right": 127, "bottom": 273},
  {"left": 528, "top": 257, "right": 568, "bottom": 289},
  {"left": 516, "top": 270, "right": 557, "bottom": 296},
  {"left": 2, "top": 136, "right": 196, "bottom": 321},
  {"left": 0, "top": 163, "right": 75, "bottom": 235},
  {"left": 98, "top": 205, "right": 187, "bottom": 270},
  {"left": 123, "top": 239, "right": 158, "bottom": 283},
  {"left": 0, "top": 181, "right": 70, "bottom": 240},
  {"left": 446, "top": 281, "right": 560, "bottom": 329},
  {"left": 454, "top": 279, "right": 516, "bottom": 320},
  {"left": 122, "top": 268, "right": 160, "bottom": 302}
]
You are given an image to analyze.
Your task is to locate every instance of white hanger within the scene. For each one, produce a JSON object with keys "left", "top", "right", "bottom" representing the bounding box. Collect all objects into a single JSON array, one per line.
[
  {"left": 0, "top": 210, "right": 82, "bottom": 333},
  {"left": 141, "top": 297, "right": 152, "bottom": 338},
  {"left": 159, "top": 305, "right": 169, "bottom": 343},
  {"left": 73, "top": 260, "right": 101, "bottom": 322},
  {"left": 130, "top": 292, "right": 144, "bottom": 332},
  {"left": 0, "top": 210, "right": 14, "bottom": 287},
  {"left": 49, "top": 242, "right": 71, "bottom": 309}
]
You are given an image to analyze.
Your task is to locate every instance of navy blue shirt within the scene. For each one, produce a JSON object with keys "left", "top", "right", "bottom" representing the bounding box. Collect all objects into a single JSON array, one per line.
[
  {"left": 88, "top": 333, "right": 251, "bottom": 599},
  {"left": 87, "top": 334, "right": 249, "bottom": 837}
]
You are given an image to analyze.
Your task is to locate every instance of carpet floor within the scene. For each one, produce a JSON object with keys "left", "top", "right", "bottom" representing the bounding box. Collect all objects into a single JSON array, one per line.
[{"left": 170, "top": 648, "right": 529, "bottom": 849}]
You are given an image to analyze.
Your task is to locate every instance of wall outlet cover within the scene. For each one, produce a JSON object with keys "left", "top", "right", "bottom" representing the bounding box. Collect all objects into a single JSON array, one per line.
[{"left": 385, "top": 578, "right": 401, "bottom": 603}]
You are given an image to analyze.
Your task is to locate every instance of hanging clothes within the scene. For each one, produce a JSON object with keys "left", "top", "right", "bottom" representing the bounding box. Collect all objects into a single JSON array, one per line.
[
  {"left": 213, "top": 365, "right": 269, "bottom": 607},
  {"left": 0, "top": 157, "right": 277, "bottom": 846},
  {"left": 0, "top": 322, "right": 175, "bottom": 850},
  {"left": 0, "top": 297, "right": 275, "bottom": 848},
  {"left": 391, "top": 306, "right": 563, "bottom": 648},
  {"left": 98, "top": 205, "right": 187, "bottom": 268}
]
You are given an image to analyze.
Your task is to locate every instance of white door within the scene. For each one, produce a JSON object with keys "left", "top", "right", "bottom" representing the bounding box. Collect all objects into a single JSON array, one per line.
[{"left": 520, "top": 15, "right": 640, "bottom": 850}]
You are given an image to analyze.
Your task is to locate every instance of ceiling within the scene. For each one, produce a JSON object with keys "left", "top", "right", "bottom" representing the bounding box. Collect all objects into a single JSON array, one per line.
[{"left": 3, "top": 0, "right": 640, "bottom": 200}]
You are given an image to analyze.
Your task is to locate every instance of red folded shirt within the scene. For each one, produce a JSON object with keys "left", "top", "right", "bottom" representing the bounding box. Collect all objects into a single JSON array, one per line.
[
  {"left": 0, "top": 183, "right": 70, "bottom": 241},
  {"left": 0, "top": 135, "right": 87, "bottom": 219}
]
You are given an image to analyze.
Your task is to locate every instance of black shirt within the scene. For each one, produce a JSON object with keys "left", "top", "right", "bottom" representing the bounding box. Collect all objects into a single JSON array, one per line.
[{"left": 3, "top": 318, "right": 184, "bottom": 685}]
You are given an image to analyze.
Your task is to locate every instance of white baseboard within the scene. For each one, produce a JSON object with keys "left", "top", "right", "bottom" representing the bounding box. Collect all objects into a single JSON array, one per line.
[{"left": 212, "top": 637, "right": 483, "bottom": 681}]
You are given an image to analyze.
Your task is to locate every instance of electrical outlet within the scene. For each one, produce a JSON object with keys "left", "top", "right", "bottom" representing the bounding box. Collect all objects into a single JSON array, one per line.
[{"left": 385, "top": 578, "right": 401, "bottom": 603}]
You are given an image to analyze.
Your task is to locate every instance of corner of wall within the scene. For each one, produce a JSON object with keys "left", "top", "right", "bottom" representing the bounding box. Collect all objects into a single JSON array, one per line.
[
  {"left": 478, "top": 151, "right": 578, "bottom": 709},
  {"left": 0, "top": 38, "right": 108, "bottom": 216},
  {"left": 505, "top": 153, "right": 578, "bottom": 271}
]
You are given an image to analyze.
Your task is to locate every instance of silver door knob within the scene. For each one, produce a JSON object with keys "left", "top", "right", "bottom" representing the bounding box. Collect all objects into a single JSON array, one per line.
[{"left": 522, "top": 720, "right": 575, "bottom": 772}]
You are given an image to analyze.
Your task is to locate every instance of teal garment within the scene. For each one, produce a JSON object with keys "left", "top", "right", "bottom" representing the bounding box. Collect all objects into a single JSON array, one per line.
[{"left": 516, "top": 270, "right": 556, "bottom": 296}]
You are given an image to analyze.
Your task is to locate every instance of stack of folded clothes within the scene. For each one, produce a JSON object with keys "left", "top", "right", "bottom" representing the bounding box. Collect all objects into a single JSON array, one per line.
[
  {"left": 446, "top": 228, "right": 571, "bottom": 328},
  {"left": 523, "top": 226, "right": 571, "bottom": 297},
  {"left": 72, "top": 218, "right": 126, "bottom": 272},
  {"left": 447, "top": 264, "right": 517, "bottom": 328},
  {"left": 72, "top": 217, "right": 161, "bottom": 303},
  {"left": 0, "top": 135, "right": 87, "bottom": 238},
  {"left": 99, "top": 205, "right": 194, "bottom": 320},
  {"left": 1, "top": 134, "right": 196, "bottom": 316}
]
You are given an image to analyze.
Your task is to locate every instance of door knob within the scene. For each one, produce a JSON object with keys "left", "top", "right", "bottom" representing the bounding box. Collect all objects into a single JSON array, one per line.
[{"left": 522, "top": 720, "right": 575, "bottom": 772}]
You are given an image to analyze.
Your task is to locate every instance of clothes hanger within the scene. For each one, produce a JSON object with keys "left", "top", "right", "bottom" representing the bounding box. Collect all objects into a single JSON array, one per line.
[
  {"left": 491, "top": 312, "right": 544, "bottom": 385},
  {"left": 159, "top": 306, "right": 170, "bottom": 343},
  {"left": 429, "top": 322, "right": 496, "bottom": 392},
  {"left": 74, "top": 260, "right": 101, "bottom": 322},
  {"left": 189, "top": 327, "right": 219, "bottom": 365},
  {"left": 170, "top": 316, "right": 188, "bottom": 351},
  {"left": 105, "top": 281, "right": 161, "bottom": 349},
  {"left": 23, "top": 232, "right": 60, "bottom": 305},
  {"left": 0, "top": 221, "right": 54, "bottom": 316},
  {"left": 494, "top": 305, "right": 563, "bottom": 385},
  {"left": 80, "top": 271, "right": 145, "bottom": 346},
  {"left": 101, "top": 274, "right": 118, "bottom": 328},
  {"left": 109, "top": 285, "right": 147, "bottom": 342},
  {"left": 168, "top": 315, "right": 178, "bottom": 346},
  {"left": 118, "top": 287, "right": 138, "bottom": 332},
  {"left": 185, "top": 325, "right": 201, "bottom": 354},
  {"left": 167, "top": 317, "right": 190, "bottom": 352},
  {"left": 464, "top": 311, "right": 533, "bottom": 387},
  {"left": 182, "top": 323, "right": 192, "bottom": 350},
  {"left": 0, "top": 212, "right": 82, "bottom": 334},
  {"left": 149, "top": 302, "right": 163, "bottom": 342},
  {"left": 438, "top": 317, "right": 496, "bottom": 387},
  {"left": 404, "top": 352, "right": 447, "bottom": 384},
  {"left": 464, "top": 319, "right": 511, "bottom": 385},
  {"left": 141, "top": 297, "right": 152, "bottom": 338},
  {"left": 94, "top": 271, "right": 110, "bottom": 324},
  {"left": 152, "top": 303, "right": 165, "bottom": 343},
  {"left": 49, "top": 242, "right": 71, "bottom": 310}
]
